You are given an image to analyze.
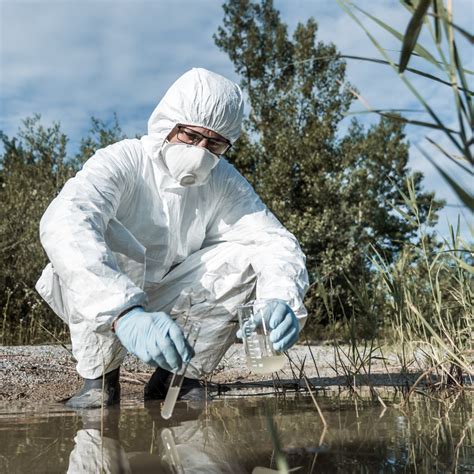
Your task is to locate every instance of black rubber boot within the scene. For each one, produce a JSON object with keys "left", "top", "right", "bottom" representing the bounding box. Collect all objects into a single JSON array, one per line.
[
  {"left": 65, "top": 368, "right": 121, "bottom": 409},
  {"left": 144, "top": 367, "right": 210, "bottom": 401},
  {"left": 144, "top": 367, "right": 171, "bottom": 400}
]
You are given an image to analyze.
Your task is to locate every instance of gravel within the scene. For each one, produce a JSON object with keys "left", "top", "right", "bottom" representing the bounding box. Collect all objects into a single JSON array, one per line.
[{"left": 0, "top": 343, "right": 446, "bottom": 403}]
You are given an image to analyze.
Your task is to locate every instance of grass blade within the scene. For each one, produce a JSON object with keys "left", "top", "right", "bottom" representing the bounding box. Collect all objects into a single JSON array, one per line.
[
  {"left": 405, "top": 299, "right": 472, "bottom": 373},
  {"left": 450, "top": 22, "right": 474, "bottom": 44},
  {"left": 339, "top": 54, "right": 473, "bottom": 93},
  {"left": 442, "top": 2, "right": 472, "bottom": 161},
  {"left": 337, "top": 0, "right": 465, "bottom": 156},
  {"left": 453, "top": 43, "right": 473, "bottom": 122},
  {"left": 265, "top": 412, "right": 289, "bottom": 473},
  {"left": 427, "top": 12, "right": 474, "bottom": 44},
  {"left": 452, "top": 39, "right": 473, "bottom": 165},
  {"left": 341, "top": 80, "right": 461, "bottom": 134},
  {"left": 425, "top": 136, "right": 473, "bottom": 174},
  {"left": 432, "top": 0, "right": 442, "bottom": 44},
  {"left": 453, "top": 256, "right": 474, "bottom": 275},
  {"left": 399, "top": 0, "right": 432, "bottom": 72},
  {"left": 418, "top": 145, "right": 474, "bottom": 211},
  {"left": 344, "top": 108, "right": 460, "bottom": 134},
  {"left": 345, "top": 108, "right": 425, "bottom": 114},
  {"left": 352, "top": 2, "right": 441, "bottom": 70}
]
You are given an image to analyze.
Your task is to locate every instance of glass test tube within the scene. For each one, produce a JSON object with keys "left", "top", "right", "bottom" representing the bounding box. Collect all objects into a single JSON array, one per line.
[{"left": 161, "top": 321, "right": 201, "bottom": 420}]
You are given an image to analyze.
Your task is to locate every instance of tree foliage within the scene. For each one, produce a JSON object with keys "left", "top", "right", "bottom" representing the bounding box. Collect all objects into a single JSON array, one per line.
[
  {"left": 215, "top": 0, "right": 444, "bottom": 331},
  {"left": 0, "top": 1, "right": 447, "bottom": 343},
  {"left": 0, "top": 115, "right": 124, "bottom": 344}
]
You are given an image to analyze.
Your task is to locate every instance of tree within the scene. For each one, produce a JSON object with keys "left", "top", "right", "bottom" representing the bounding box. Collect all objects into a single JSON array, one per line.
[
  {"left": 214, "top": 0, "right": 443, "bottom": 332},
  {"left": 76, "top": 113, "right": 126, "bottom": 165}
]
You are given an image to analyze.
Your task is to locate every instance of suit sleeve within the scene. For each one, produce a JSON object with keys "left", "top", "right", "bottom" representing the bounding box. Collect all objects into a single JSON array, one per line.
[
  {"left": 38, "top": 140, "right": 147, "bottom": 329},
  {"left": 204, "top": 161, "right": 309, "bottom": 325}
]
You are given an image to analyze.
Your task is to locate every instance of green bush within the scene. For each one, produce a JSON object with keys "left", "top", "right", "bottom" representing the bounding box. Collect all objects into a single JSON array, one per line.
[{"left": 0, "top": 115, "right": 124, "bottom": 344}]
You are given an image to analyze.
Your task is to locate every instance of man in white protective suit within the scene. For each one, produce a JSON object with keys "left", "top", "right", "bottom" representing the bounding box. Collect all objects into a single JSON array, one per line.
[{"left": 36, "top": 68, "right": 309, "bottom": 408}]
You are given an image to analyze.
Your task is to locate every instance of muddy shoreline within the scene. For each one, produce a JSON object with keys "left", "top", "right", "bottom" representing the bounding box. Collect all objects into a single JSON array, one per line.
[{"left": 0, "top": 343, "right": 451, "bottom": 403}]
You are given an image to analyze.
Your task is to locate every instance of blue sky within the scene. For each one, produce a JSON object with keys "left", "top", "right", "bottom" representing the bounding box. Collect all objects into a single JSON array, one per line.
[{"left": 1, "top": 0, "right": 472, "bottom": 240}]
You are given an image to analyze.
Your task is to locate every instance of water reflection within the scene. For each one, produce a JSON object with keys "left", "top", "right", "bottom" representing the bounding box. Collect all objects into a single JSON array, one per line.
[
  {"left": 0, "top": 394, "right": 472, "bottom": 473},
  {"left": 67, "top": 402, "right": 239, "bottom": 473},
  {"left": 67, "top": 409, "right": 130, "bottom": 473}
]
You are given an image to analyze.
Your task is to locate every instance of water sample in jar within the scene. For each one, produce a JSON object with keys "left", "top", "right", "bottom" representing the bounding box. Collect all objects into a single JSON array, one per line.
[{"left": 237, "top": 299, "right": 286, "bottom": 374}]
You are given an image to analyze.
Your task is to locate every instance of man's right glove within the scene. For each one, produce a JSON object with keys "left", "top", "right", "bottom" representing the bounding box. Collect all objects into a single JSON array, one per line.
[
  {"left": 114, "top": 307, "right": 194, "bottom": 372},
  {"left": 262, "top": 300, "right": 300, "bottom": 352},
  {"left": 236, "top": 299, "right": 300, "bottom": 352}
]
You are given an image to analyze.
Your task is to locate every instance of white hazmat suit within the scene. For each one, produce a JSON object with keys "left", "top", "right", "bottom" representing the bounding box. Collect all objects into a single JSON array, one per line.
[{"left": 36, "top": 68, "right": 309, "bottom": 379}]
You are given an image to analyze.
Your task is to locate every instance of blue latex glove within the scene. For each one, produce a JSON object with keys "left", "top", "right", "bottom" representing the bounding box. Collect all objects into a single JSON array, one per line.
[
  {"left": 237, "top": 300, "right": 300, "bottom": 352},
  {"left": 115, "top": 307, "right": 194, "bottom": 372}
]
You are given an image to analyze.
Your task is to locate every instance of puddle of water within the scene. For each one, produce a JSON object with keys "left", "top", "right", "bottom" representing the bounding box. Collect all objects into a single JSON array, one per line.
[{"left": 0, "top": 394, "right": 472, "bottom": 473}]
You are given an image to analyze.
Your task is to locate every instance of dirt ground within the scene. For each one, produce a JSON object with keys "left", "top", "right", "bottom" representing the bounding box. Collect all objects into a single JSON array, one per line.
[{"left": 0, "top": 343, "right": 443, "bottom": 403}]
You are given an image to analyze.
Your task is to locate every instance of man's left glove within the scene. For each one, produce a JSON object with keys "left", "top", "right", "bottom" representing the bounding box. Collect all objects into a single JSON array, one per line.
[{"left": 114, "top": 307, "right": 194, "bottom": 372}]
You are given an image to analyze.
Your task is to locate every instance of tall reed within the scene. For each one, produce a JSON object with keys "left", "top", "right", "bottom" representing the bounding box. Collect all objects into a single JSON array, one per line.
[{"left": 373, "top": 180, "right": 472, "bottom": 388}]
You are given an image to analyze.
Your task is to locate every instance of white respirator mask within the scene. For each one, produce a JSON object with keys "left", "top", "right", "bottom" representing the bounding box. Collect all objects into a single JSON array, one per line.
[{"left": 161, "top": 142, "right": 220, "bottom": 187}]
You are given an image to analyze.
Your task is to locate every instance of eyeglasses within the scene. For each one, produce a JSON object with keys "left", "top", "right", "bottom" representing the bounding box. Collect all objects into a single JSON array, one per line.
[{"left": 175, "top": 125, "right": 231, "bottom": 155}]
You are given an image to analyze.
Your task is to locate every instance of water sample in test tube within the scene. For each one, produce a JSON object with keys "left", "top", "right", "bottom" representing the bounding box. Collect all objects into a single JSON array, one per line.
[{"left": 161, "top": 321, "right": 201, "bottom": 420}]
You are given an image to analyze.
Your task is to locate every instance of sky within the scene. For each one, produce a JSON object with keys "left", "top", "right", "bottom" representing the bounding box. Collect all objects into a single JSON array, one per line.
[{"left": 1, "top": 0, "right": 473, "bottom": 240}]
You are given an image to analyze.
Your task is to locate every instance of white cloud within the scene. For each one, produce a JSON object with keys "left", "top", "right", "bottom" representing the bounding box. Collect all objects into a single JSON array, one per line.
[
  {"left": 0, "top": 0, "right": 234, "bottom": 139},
  {"left": 1, "top": 0, "right": 472, "bottom": 239}
]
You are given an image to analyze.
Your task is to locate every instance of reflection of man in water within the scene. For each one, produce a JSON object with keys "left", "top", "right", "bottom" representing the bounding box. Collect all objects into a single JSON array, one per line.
[
  {"left": 67, "top": 407, "right": 238, "bottom": 474},
  {"left": 36, "top": 67, "right": 309, "bottom": 408},
  {"left": 67, "top": 410, "right": 131, "bottom": 474}
]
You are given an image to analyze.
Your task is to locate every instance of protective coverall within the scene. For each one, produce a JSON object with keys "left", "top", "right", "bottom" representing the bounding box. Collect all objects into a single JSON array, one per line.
[{"left": 36, "top": 68, "right": 309, "bottom": 380}]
